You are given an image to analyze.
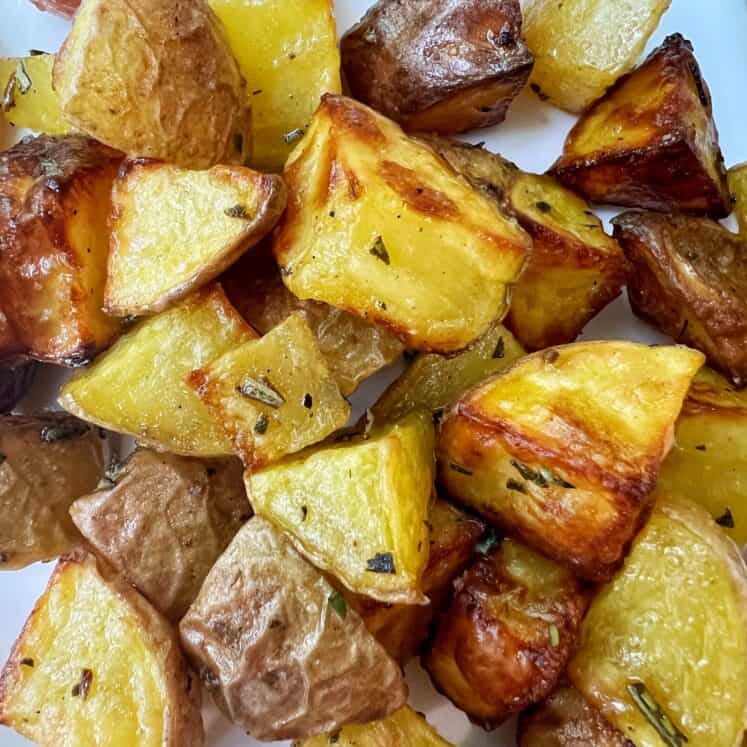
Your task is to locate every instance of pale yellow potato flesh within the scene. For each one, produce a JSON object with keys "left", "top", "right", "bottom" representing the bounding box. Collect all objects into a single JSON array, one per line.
[{"left": 729, "top": 162, "right": 747, "bottom": 236}]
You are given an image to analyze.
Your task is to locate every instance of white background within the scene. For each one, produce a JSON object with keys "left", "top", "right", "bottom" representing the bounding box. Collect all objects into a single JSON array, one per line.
[{"left": 1, "top": 0, "right": 746, "bottom": 745}]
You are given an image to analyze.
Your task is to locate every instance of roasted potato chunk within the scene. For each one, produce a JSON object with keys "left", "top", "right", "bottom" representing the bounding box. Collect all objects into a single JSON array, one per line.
[
  {"left": 569, "top": 496, "right": 747, "bottom": 747},
  {"left": 0, "top": 547, "right": 203, "bottom": 746},
  {"left": 522, "top": 0, "right": 671, "bottom": 113},
  {"left": 0, "top": 134, "right": 122, "bottom": 365},
  {"left": 273, "top": 95, "right": 531, "bottom": 353},
  {"left": 70, "top": 449, "right": 249, "bottom": 621},
  {"left": 728, "top": 162, "right": 747, "bottom": 236},
  {"left": 105, "top": 160, "right": 286, "bottom": 317},
  {"left": 53, "top": 0, "right": 251, "bottom": 168},
  {"left": 0, "top": 362, "right": 36, "bottom": 414},
  {"left": 438, "top": 341, "right": 704, "bottom": 580},
  {"left": 60, "top": 285, "right": 256, "bottom": 456},
  {"left": 424, "top": 538, "right": 589, "bottom": 728},
  {"left": 180, "top": 516, "right": 407, "bottom": 741},
  {"left": 613, "top": 211, "right": 747, "bottom": 388},
  {"left": 189, "top": 312, "right": 350, "bottom": 468},
  {"left": 0, "top": 414, "right": 103, "bottom": 569},
  {"left": 341, "top": 0, "right": 533, "bottom": 135},
  {"left": 551, "top": 34, "right": 730, "bottom": 217}
]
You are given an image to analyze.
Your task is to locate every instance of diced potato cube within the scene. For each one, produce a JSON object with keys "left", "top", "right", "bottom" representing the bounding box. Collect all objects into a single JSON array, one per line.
[{"left": 728, "top": 162, "right": 747, "bottom": 236}]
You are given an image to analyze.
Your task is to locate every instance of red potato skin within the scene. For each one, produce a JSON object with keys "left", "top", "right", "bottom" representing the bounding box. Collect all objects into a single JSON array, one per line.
[{"left": 30, "top": 0, "right": 80, "bottom": 17}]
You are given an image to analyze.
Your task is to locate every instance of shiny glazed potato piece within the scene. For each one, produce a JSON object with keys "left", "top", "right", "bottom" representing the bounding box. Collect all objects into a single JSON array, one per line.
[
  {"left": 613, "top": 211, "right": 747, "bottom": 388},
  {"left": 522, "top": 0, "right": 671, "bottom": 113},
  {"left": 59, "top": 285, "right": 257, "bottom": 456},
  {"left": 189, "top": 312, "right": 350, "bottom": 468},
  {"left": 341, "top": 0, "right": 533, "bottom": 135},
  {"left": 0, "top": 363, "right": 37, "bottom": 414},
  {"left": 0, "top": 547, "right": 204, "bottom": 746},
  {"left": 273, "top": 95, "right": 531, "bottom": 353},
  {"left": 424, "top": 539, "right": 589, "bottom": 728},
  {"left": 53, "top": 0, "right": 251, "bottom": 169},
  {"left": 728, "top": 162, "right": 747, "bottom": 236},
  {"left": 106, "top": 161, "right": 286, "bottom": 317},
  {"left": 180, "top": 517, "right": 407, "bottom": 741},
  {"left": 247, "top": 411, "right": 435, "bottom": 604},
  {"left": 0, "top": 134, "right": 122, "bottom": 365},
  {"left": 0, "top": 414, "right": 103, "bottom": 569},
  {"left": 569, "top": 496, "right": 747, "bottom": 747},
  {"left": 70, "top": 449, "right": 250, "bottom": 621},
  {"left": 551, "top": 34, "right": 730, "bottom": 217},
  {"left": 438, "top": 341, "right": 704, "bottom": 580}
]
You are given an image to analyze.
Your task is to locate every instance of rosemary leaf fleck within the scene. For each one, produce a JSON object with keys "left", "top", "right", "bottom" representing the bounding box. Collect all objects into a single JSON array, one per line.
[
  {"left": 475, "top": 527, "right": 500, "bottom": 556},
  {"left": 549, "top": 624, "right": 559, "bottom": 647},
  {"left": 40, "top": 421, "right": 89, "bottom": 443},
  {"left": 15, "top": 61, "right": 31, "bottom": 95},
  {"left": 716, "top": 507, "right": 735, "bottom": 528},
  {"left": 511, "top": 460, "right": 574, "bottom": 489},
  {"left": 628, "top": 682, "right": 688, "bottom": 747},
  {"left": 284, "top": 127, "right": 305, "bottom": 145},
  {"left": 71, "top": 668, "right": 93, "bottom": 700},
  {"left": 328, "top": 590, "right": 347, "bottom": 619},
  {"left": 224, "top": 204, "right": 250, "bottom": 219},
  {"left": 238, "top": 376, "right": 285, "bottom": 408},
  {"left": 369, "top": 236, "right": 390, "bottom": 265},
  {"left": 450, "top": 462, "right": 472, "bottom": 476},
  {"left": 303, "top": 393, "right": 313, "bottom": 409},
  {"left": 492, "top": 336, "right": 505, "bottom": 359},
  {"left": 20, "top": 657, "right": 34, "bottom": 667},
  {"left": 535, "top": 200, "right": 552, "bottom": 214},
  {"left": 254, "top": 413, "right": 269, "bottom": 435},
  {"left": 506, "top": 478, "right": 527, "bottom": 493},
  {"left": 366, "top": 552, "right": 395, "bottom": 574}
]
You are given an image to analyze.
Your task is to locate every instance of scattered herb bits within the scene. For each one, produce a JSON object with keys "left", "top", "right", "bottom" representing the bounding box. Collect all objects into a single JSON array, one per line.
[
  {"left": 283, "top": 128, "right": 305, "bottom": 145},
  {"left": 224, "top": 204, "right": 250, "bottom": 219},
  {"left": 238, "top": 376, "right": 286, "bottom": 409},
  {"left": 369, "top": 237, "right": 391, "bottom": 265},
  {"left": 715, "top": 507, "right": 735, "bottom": 528},
  {"left": 71, "top": 668, "right": 93, "bottom": 700},
  {"left": 366, "top": 552, "right": 396, "bottom": 574},
  {"left": 328, "top": 590, "right": 347, "bottom": 620},
  {"left": 628, "top": 682, "right": 688, "bottom": 747}
]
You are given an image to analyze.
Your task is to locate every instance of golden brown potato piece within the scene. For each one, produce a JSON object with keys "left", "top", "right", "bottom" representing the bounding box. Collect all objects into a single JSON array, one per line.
[
  {"left": 438, "top": 341, "right": 704, "bottom": 580},
  {"left": 550, "top": 34, "right": 730, "bottom": 217},
  {"left": 341, "top": 0, "right": 533, "bottom": 135},
  {"left": 0, "top": 547, "right": 204, "bottom": 746},
  {"left": 53, "top": 0, "right": 251, "bottom": 169},
  {"left": 0, "top": 363, "right": 36, "bottom": 414},
  {"left": 180, "top": 516, "right": 407, "bottom": 741},
  {"left": 273, "top": 94, "right": 531, "bottom": 353},
  {"left": 0, "top": 134, "right": 122, "bottom": 365},
  {"left": 728, "top": 162, "right": 747, "bottom": 236},
  {"left": 424, "top": 538, "right": 590, "bottom": 729},
  {"left": 613, "top": 211, "right": 747, "bottom": 388},
  {"left": 0, "top": 414, "right": 103, "bottom": 570},
  {"left": 70, "top": 449, "right": 250, "bottom": 621}
]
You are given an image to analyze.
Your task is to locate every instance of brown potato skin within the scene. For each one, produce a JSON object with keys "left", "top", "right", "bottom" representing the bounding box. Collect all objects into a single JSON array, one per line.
[
  {"left": 341, "top": 0, "right": 533, "bottom": 135},
  {"left": 613, "top": 211, "right": 747, "bottom": 388},
  {"left": 30, "top": 0, "right": 79, "bottom": 16}
]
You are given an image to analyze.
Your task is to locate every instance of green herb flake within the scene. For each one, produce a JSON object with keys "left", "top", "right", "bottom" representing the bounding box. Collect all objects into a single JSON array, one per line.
[
  {"left": 535, "top": 200, "right": 552, "bottom": 214},
  {"left": 511, "top": 460, "right": 574, "bottom": 489},
  {"left": 506, "top": 478, "right": 527, "bottom": 493},
  {"left": 40, "top": 421, "right": 89, "bottom": 443},
  {"left": 475, "top": 527, "right": 500, "bottom": 556},
  {"left": 366, "top": 552, "right": 396, "bottom": 574},
  {"left": 716, "top": 507, "right": 735, "bottom": 528},
  {"left": 492, "top": 336, "right": 505, "bottom": 359},
  {"left": 224, "top": 204, "right": 250, "bottom": 219},
  {"left": 71, "top": 668, "right": 93, "bottom": 700},
  {"left": 238, "top": 376, "right": 285, "bottom": 408},
  {"left": 369, "top": 236, "right": 390, "bottom": 265},
  {"left": 284, "top": 127, "right": 305, "bottom": 145},
  {"left": 254, "top": 413, "right": 269, "bottom": 435},
  {"left": 628, "top": 682, "right": 688, "bottom": 747},
  {"left": 549, "top": 624, "right": 559, "bottom": 647},
  {"left": 328, "top": 590, "right": 347, "bottom": 620},
  {"left": 450, "top": 462, "right": 473, "bottom": 476}
]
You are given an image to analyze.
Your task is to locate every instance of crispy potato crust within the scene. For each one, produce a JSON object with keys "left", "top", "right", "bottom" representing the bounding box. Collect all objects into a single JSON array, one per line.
[{"left": 0, "top": 363, "right": 36, "bottom": 414}]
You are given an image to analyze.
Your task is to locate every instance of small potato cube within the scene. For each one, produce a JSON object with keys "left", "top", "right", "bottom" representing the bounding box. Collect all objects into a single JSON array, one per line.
[
  {"left": 106, "top": 160, "right": 286, "bottom": 317},
  {"left": 246, "top": 410, "right": 435, "bottom": 604},
  {"left": 728, "top": 162, "right": 747, "bottom": 236},
  {"left": 424, "top": 538, "right": 590, "bottom": 728},
  {"left": 189, "top": 312, "right": 350, "bottom": 468},
  {"left": 438, "top": 341, "right": 704, "bottom": 580},
  {"left": 273, "top": 95, "right": 531, "bottom": 353},
  {"left": 341, "top": 0, "right": 533, "bottom": 135},
  {"left": 550, "top": 34, "right": 730, "bottom": 217},
  {"left": 0, "top": 547, "right": 203, "bottom": 746}
]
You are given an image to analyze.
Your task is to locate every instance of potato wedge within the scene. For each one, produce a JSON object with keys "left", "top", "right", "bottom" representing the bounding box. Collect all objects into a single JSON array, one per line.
[
  {"left": 189, "top": 312, "right": 350, "bottom": 468},
  {"left": 0, "top": 414, "right": 103, "bottom": 569},
  {"left": 273, "top": 94, "right": 531, "bottom": 353},
  {"left": 0, "top": 134, "right": 122, "bottom": 365},
  {"left": 569, "top": 496, "right": 747, "bottom": 747},
  {"left": 70, "top": 449, "right": 250, "bottom": 621},
  {"left": 551, "top": 34, "right": 730, "bottom": 217},
  {"left": 53, "top": 0, "right": 251, "bottom": 168},
  {"left": 522, "top": 0, "right": 671, "bottom": 113},
  {"left": 0, "top": 363, "right": 37, "bottom": 414},
  {"left": 59, "top": 285, "right": 256, "bottom": 457},
  {"left": 341, "top": 0, "right": 533, "bottom": 135},
  {"left": 613, "top": 211, "right": 747, "bottom": 388},
  {"left": 180, "top": 516, "right": 407, "bottom": 741},
  {"left": 105, "top": 160, "right": 286, "bottom": 317},
  {"left": 438, "top": 341, "right": 704, "bottom": 580},
  {"left": 0, "top": 547, "right": 203, "bottom": 746},
  {"left": 247, "top": 410, "right": 435, "bottom": 604},
  {"left": 728, "top": 162, "right": 747, "bottom": 236}
]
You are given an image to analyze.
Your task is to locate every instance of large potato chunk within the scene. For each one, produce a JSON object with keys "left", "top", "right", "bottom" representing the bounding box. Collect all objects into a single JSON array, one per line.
[
  {"left": 613, "top": 211, "right": 747, "bottom": 388},
  {"left": 0, "top": 547, "right": 203, "bottom": 746},
  {"left": 273, "top": 95, "right": 531, "bottom": 353},
  {"left": 569, "top": 496, "right": 747, "bottom": 747},
  {"left": 247, "top": 410, "right": 434, "bottom": 604},
  {"left": 551, "top": 34, "right": 730, "bottom": 217},
  {"left": 728, "top": 162, "right": 747, "bottom": 236},
  {"left": 105, "top": 161, "right": 286, "bottom": 317},
  {"left": 424, "top": 539, "right": 589, "bottom": 728},
  {"left": 438, "top": 341, "right": 704, "bottom": 580},
  {"left": 59, "top": 285, "right": 256, "bottom": 456},
  {"left": 53, "top": 0, "right": 251, "bottom": 168},
  {"left": 180, "top": 517, "right": 407, "bottom": 741},
  {"left": 0, "top": 134, "right": 121, "bottom": 365},
  {"left": 0, "top": 414, "right": 103, "bottom": 569},
  {"left": 70, "top": 449, "right": 249, "bottom": 621},
  {"left": 522, "top": 0, "right": 671, "bottom": 113},
  {"left": 341, "top": 0, "right": 533, "bottom": 135}
]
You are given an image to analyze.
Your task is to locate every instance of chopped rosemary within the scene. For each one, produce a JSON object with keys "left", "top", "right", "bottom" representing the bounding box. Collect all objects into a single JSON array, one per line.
[
  {"left": 71, "top": 668, "right": 93, "bottom": 700},
  {"left": 254, "top": 413, "right": 269, "bottom": 435},
  {"left": 40, "top": 421, "right": 89, "bottom": 443},
  {"left": 238, "top": 376, "right": 285, "bottom": 408},
  {"left": 301, "top": 505, "right": 308, "bottom": 521},
  {"left": 29, "top": 49, "right": 47, "bottom": 56},
  {"left": 511, "top": 460, "right": 574, "bottom": 489},
  {"left": 449, "top": 462, "right": 472, "bottom": 476},
  {"left": 549, "top": 624, "right": 559, "bottom": 647},
  {"left": 224, "top": 204, "right": 250, "bottom": 219},
  {"left": 369, "top": 237, "right": 390, "bottom": 264},
  {"left": 535, "top": 200, "right": 552, "bottom": 213},
  {"left": 628, "top": 682, "right": 688, "bottom": 747},
  {"left": 20, "top": 657, "right": 34, "bottom": 667},
  {"left": 492, "top": 336, "right": 505, "bottom": 359},
  {"left": 15, "top": 61, "right": 31, "bottom": 95},
  {"left": 303, "top": 393, "right": 313, "bottom": 409},
  {"left": 328, "top": 590, "right": 347, "bottom": 620},
  {"left": 506, "top": 478, "right": 527, "bottom": 493},
  {"left": 716, "top": 507, "right": 735, "bottom": 528},
  {"left": 366, "top": 552, "right": 395, "bottom": 574},
  {"left": 475, "top": 527, "right": 500, "bottom": 556},
  {"left": 695, "top": 444, "right": 707, "bottom": 451},
  {"left": 284, "top": 127, "right": 305, "bottom": 145}
]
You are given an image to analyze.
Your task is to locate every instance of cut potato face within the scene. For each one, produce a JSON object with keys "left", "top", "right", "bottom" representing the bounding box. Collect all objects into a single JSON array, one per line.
[
  {"left": 728, "top": 162, "right": 747, "bottom": 236},
  {"left": 438, "top": 341, "right": 704, "bottom": 580},
  {"left": 60, "top": 285, "right": 256, "bottom": 457},
  {"left": 273, "top": 95, "right": 531, "bottom": 353},
  {"left": 106, "top": 161, "right": 286, "bottom": 317},
  {"left": 0, "top": 547, "right": 204, "bottom": 747},
  {"left": 247, "top": 410, "right": 435, "bottom": 604},
  {"left": 569, "top": 496, "right": 747, "bottom": 747}
]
